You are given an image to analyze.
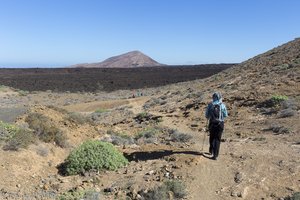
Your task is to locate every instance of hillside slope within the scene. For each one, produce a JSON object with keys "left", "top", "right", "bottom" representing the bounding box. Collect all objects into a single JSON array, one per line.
[{"left": 142, "top": 38, "right": 300, "bottom": 199}]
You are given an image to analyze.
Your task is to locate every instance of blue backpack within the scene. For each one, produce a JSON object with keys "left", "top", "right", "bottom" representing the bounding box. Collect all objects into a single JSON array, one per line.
[{"left": 209, "top": 103, "right": 223, "bottom": 127}]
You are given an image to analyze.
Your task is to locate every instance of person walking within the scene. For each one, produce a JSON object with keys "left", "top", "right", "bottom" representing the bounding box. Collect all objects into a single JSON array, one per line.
[{"left": 205, "top": 92, "right": 228, "bottom": 160}]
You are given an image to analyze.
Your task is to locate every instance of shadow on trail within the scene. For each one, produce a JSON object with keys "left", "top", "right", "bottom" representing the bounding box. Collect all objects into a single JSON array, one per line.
[{"left": 124, "top": 150, "right": 211, "bottom": 162}]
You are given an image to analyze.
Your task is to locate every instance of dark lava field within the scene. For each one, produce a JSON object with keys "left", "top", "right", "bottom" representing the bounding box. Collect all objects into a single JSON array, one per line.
[{"left": 0, "top": 64, "right": 234, "bottom": 92}]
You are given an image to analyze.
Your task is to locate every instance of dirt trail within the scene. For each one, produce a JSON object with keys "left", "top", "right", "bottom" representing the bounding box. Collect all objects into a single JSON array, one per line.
[
  {"left": 160, "top": 117, "right": 234, "bottom": 199},
  {"left": 129, "top": 97, "right": 235, "bottom": 199},
  {"left": 64, "top": 96, "right": 150, "bottom": 113}
]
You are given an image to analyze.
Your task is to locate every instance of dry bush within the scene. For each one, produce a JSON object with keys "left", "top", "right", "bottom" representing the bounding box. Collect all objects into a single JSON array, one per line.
[
  {"left": 142, "top": 180, "right": 187, "bottom": 200},
  {"left": 169, "top": 129, "right": 192, "bottom": 143},
  {"left": 3, "top": 129, "right": 37, "bottom": 151},
  {"left": 65, "top": 112, "right": 93, "bottom": 125},
  {"left": 278, "top": 109, "right": 296, "bottom": 118},
  {"left": 135, "top": 128, "right": 161, "bottom": 144},
  {"left": 102, "top": 130, "right": 135, "bottom": 146},
  {"left": 25, "top": 113, "right": 68, "bottom": 147},
  {"left": 264, "top": 123, "right": 290, "bottom": 135},
  {"left": 47, "top": 105, "right": 69, "bottom": 114},
  {"left": 35, "top": 145, "right": 49, "bottom": 157}
]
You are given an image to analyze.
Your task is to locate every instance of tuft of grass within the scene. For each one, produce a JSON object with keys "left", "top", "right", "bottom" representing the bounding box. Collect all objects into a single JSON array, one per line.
[
  {"left": 17, "top": 89, "right": 29, "bottom": 96},
  {"left": 0, "top": 85, "right": 11, "bottom": 92},
  {"left": 136, "top": 112, "right": 150, "bottom": 119},
  {"left": 62, "top": 140, "right": 128, "bottom": 176},
  {"left": 94, "top": 108, "right": 108, "bottom": 114}
]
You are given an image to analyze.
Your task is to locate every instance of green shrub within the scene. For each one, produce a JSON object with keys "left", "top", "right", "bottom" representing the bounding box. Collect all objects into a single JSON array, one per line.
[
  {"left": 63, "top": 140, "right": 128, "bottom": 175},
  {"left": 0, "top": 121, "right": 19, "bottom": 141},
  {"left": 259, "top": 95, "right": 289, "bottom": 109},
  {"left": 25, "top": 113, "right": 68, "bottom": 147},
  {"left": 136, "top": 112, "right": 149, "bottom": 118},
  {"left": 286, "top": 192, "right": 300, "bottom": 200},
  {"left": 271, "top": 95, "right": 288, "bottom": 106},
  {"left": 3, "top": 129, "right": 37, "bottom": 151},
  {"left": 58, "top": 190, "right": 84, "bottom": 200}
]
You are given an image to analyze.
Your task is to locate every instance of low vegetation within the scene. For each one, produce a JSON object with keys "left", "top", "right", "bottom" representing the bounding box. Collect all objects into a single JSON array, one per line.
[
  {"left": 285, "top": 192, "right": 300, "bottom": 200},
  {"left": 169, "top": 129, "right": 192, "bottom": 143},
  {"left": 57, "top": 189, "right": 100, "bottom": 200},
  {"left": 94, "top": 108, "right": 108, "bottom": 113},
  {"left": 270, "top": 95, "right": 288, "bottom": 107},
  {"left": 62, "top": 140, "right": 128, "bottom": 176},
  {"left": 3, "top": 129, "right": 37, "bottom": 151},
  {"left": 258, "top": 95, "right": 298, "bottom": 118},
  {"left": 65, "top": 112, "right": 92, "bottom": 125},
  {"left": 0, "top": 121, "right": 37, "bottom": 151},
  {"left": 143, "top": 180, "right": 187, "bottom": 200},
  {"left": 0, "top": 121, "right": 19, "bottom": 141},
  {"left": 134, "top": 112, "right": 162, "bottom": 124},
  {"left": 25, "top": 113, "right": 68, "bottom": 148},
  {"left": 135, "top": 127, "right": 161, "bottom": 144},
  {"left": 102, "top": 130, "right": 135, "bottom": 146}
]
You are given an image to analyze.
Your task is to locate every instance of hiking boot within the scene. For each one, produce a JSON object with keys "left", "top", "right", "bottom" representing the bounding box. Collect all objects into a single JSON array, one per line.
[
  {"left": 209, "top": 147, "right": 213, "bottom": 155},
  {"left": 211, "top": 156, "right": 217, "bottom": 160}
]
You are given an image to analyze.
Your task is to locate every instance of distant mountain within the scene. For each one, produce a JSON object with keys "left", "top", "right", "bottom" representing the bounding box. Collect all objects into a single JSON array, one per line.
[{"left": 69, "top": 51, "right": 165, "bottom": 68}]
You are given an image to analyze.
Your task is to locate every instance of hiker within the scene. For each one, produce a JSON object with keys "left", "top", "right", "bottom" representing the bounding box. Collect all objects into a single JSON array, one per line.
[{"left": 205, "top": 92, "right": 228, "bottom": 160}]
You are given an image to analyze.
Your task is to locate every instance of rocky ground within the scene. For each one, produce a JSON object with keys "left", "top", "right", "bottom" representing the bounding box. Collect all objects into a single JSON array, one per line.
[{"left": 0, "top": 38, "right": 299, "bottom": 200}]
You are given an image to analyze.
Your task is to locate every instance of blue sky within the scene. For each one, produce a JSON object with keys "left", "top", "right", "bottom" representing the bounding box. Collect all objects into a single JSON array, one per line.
[{"left": 0, "top": 0, "right": 299, "bottom": 67}]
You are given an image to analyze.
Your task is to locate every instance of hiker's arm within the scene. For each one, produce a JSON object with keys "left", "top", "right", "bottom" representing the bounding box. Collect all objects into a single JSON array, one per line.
[
  {"left": 205, "top": 104, "right": 211, "bottom": 119},
  {"left": 222, "top": 104, "right": 228, "bottom": 118}
]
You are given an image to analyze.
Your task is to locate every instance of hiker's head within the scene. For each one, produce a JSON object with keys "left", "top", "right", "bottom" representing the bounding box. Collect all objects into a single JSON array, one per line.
[{"left": 212, "top": 92, "right": 222, "bottom": 102}]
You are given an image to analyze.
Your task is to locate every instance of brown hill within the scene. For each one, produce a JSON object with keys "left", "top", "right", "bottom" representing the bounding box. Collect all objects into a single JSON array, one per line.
[{"left": 70, "top": 50, "right": 164, "bottom": 68}]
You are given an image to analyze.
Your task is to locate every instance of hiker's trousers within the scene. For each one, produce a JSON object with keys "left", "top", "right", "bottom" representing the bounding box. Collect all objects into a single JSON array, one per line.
[{"left": 209, "top": 123, "right": 224, "bottom": 158}]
